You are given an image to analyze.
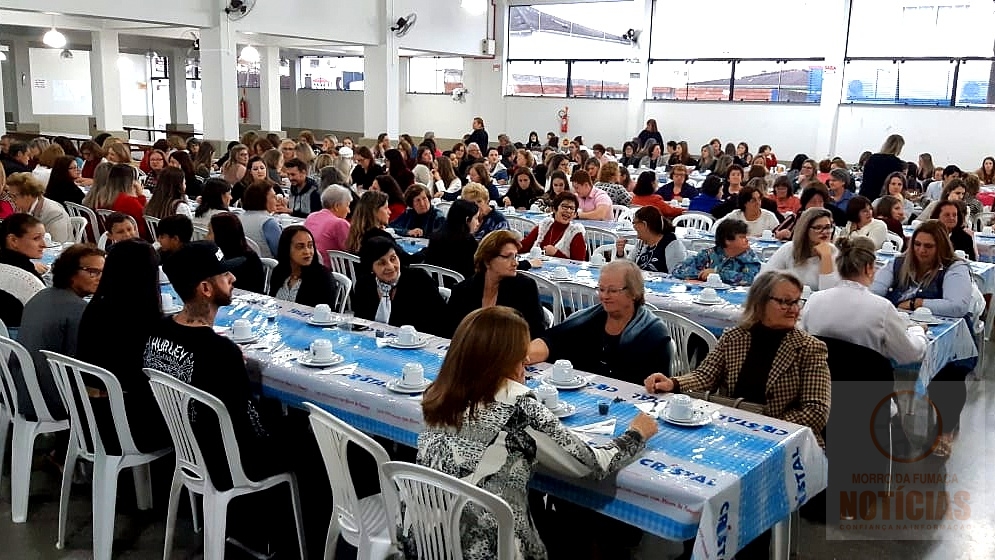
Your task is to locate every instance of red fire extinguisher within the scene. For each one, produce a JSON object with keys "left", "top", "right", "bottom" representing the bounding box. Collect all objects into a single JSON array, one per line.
[
  {"left": 239, "top": 88, "right": 249, "bottom": 123},
  {"left": 558, "top": 107, "right": 569, "bottom": 134}
]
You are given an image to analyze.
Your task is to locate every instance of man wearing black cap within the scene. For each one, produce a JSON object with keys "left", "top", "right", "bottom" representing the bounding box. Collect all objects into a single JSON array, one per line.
[{"left": 143, "top": 241, "right": 280, "bottom": 488}]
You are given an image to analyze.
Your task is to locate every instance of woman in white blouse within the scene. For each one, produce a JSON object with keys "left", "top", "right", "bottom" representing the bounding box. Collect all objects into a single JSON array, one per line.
[
  {"left": 800, "top": 236, "right": 926, "bottom": 365},
  {"left": 717, "top": 184, "right": 781, "bottom": 237},
  {"left": 761, "top": 207, "right": 840, "bottom": 291},
  {"left": 840, "top": 195, "right": 888, "bottom": 249}
]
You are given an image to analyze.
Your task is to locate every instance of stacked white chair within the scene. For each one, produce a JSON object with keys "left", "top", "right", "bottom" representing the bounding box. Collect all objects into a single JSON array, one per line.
[
  {"left": 519, "top": 271, "right": 564, "bottom": 325},
  {"left": 304, "top": 403, "right": 393, "bottom": 560},
  {"left": 66, "top": 202, "right": 101, "bottom": 243},
  {"left": 68, "top": 216, "right": 88, "bottom": 244},
  {"left": 558, "top": 281, "right": 599, "bottom": 317},
  {"left": 0, "top": 337, "right": 70, "bottom": 523},
  {"left": 145, "top": 368, "right": 308, "bottom": 560},
  {"left": 583, "top": 226, "right": 618, "bottom": 260},
  {"left": 381, "top": 461, "right": 517, "bottom": 560},
  {"left": 42, "top": 351, "right": 172, "bottom": 559},
  {"left": 330, "top": 271, "right": 353, "bottom": 313}
]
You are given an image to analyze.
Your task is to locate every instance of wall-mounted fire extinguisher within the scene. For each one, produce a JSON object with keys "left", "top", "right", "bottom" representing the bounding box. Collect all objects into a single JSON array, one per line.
[
  {"left": 239, "top": 88, "right": 249, "bottom": 123},
  {"left": 558, "top": 107, "right": 569, "bottom": 134}
]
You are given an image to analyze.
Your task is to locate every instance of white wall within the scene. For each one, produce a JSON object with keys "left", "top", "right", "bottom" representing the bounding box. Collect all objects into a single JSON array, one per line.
[
  {"left": 400, "top": 93, "right": 473, "bottom": 140},
  {"left": 234, "top": 0, "right": 380, "bottom": 45},
  {"left": 504, "top": 96, "right": 630, "bottom": 146},
  {"left": 28, "top": 48, "right": 92, "bottom": 115},
  {"left": 835, "top": 104, "right": 995, "bottom": 169},
  {"left": 395, "top": 0, "right": 490, "bottom": 56}
]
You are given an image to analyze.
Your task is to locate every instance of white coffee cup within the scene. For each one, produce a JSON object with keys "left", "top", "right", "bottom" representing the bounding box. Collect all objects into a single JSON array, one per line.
[
  {"left": 761, "top": 229, "right": 774, "bottom": 240},
  {"left": 553, "top": 266, "right": 570, "bottom": 279},
  {"left": 700, "top": 287, "right": 720, "bottom": 302},
  {"left": 309, "top": 338, "right": 334, "bottom": 361},
  {"left": 530, "top": 203, "right": 542, "bottom": 212},
  {"left": 44, "top": 232, "right": 53, "bottom": 245},
  {"left": 590, "top": 252, "right": 606, "bottom": 265},
  {"left": 398, "top": 325, "right": 418, "bottom": 345},
  {"left": 401, "top": 363, "right": 425, "bottom": 387},
  {"left": 882, "top": 241, "right": 896, "bottom": 252},
  {"left": 706, "top": 273, "right": 722, "bottom": 286},
  {"left": 983, "top": 226, "right": 993, "bottom": 235},
  {"left": 535, "top": 383, "right": 559, "bottom": 410},
  {"left": 232, "top": 319, "right": 252, "bottom": 339},
  {"left": 313, "top": 303, "right": 332, "bottom": 323},
  {"left": 669, "top": 394, "right": 694, "bottom": 421},
  {"left": 912, "top": 307, "right": 934, "bottom": 322},
  {"left": 530, "top": 245, "right": 543, "bottom": 259},
  {"left": 160, "top": 293, "right": 174, "bottom": 310},
  {"left": 551, "top": 359, "right": 574, "bottom": 383}
]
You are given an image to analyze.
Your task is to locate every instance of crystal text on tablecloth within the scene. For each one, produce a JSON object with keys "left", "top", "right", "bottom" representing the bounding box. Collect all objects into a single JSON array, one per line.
[
  {"left": 638, "top": 457, "right": 718, "bottom": 487},
  {"left": 715, "top": 413, "right": 789, "bottom": 436},
  {"left": 715, "top": 501, "right": 731, "bottom": 558},
  {"left": 792, "top": 447, "right": 808, "bottom": 508}
]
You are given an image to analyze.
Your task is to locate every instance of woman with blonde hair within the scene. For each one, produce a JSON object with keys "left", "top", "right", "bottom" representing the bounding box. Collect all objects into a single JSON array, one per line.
[
  {"left": 294, "top": 141, "right": 315, "bottom": 170},
  {"left": 462, "top": 181, "right": 508, "bottom": 241},
  {"left": 87, "top": 164, "right": 149, "bottom": 239},
  {"left": 859, "top": 133, "right": 906, "bottom": 199},
  {"left": 5, "top": 172, "right": 72, "bottom": 242},
  {"left": 105, "top": 143, "right": 132, "bottom": 166},
  {"left": 143, "top": 167, "right": 192, "bottom": 219},
  {"left": 346, "top": 190, "right": 391, "bottom": 253},
  {"left": 917, "top": 153, "right": 935, "bottom": 183},
  {"left": 221, "top": 143, "right": 250, "bottom": 187},
  {"left": 31, "top": 144, "right": 65, "bottom": 187}
]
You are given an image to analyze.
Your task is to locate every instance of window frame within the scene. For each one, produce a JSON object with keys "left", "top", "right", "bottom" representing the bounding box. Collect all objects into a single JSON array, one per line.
[{"left": 644, "top": 57, "right": 827, "bottom": 104}]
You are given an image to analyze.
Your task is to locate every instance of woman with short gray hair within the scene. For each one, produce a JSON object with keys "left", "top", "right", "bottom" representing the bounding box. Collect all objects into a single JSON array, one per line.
[{"left": 304, "top": 184, "right": 353, "bottom": 262}]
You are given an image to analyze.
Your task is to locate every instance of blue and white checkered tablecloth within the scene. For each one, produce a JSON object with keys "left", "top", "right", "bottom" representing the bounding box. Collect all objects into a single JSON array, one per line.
[{"left": 212, "top": 294, "right": 827, "bottom": 560}]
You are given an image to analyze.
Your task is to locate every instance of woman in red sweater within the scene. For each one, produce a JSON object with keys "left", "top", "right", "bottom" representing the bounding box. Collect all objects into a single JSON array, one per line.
[
  {"left": 630, "top": 171, "right": 684, "bottom": 219},
  {"left": 519, "top": 191, "right": 588, "bottom": 261},
  {"left": 83, "top": 163, "right": 149, "bottom": 240},
  {"left": 372, "top": 174, "right": 408, "bottom": 223}
]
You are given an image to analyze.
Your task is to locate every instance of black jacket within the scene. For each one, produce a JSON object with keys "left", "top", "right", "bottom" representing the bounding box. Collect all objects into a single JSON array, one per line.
[
  {"left": 414, "top": 235, "right": 478, "bottom": 281},
  {"left": 859, "top": 153, "right": 905, "bottom": 200},
  {"left": 269, "top": 263, "right": 339, "bottom": 308},
  {"left": 351, "top": 163, "right": 386, "bottom": 191},
  {"left": 467, "top": 129, "right": 489, "bottom": 150},
  {"left": 446, "top": 273, "right": 545, "bottom": 339},
  {"left": 45, "top": 178, "right": 86, "bottom": 208},
  {"left": 231, "top": 251, "right": 266, "bottom": 295},
  {"left": 353, "top": 267, "right": 447, "bottom": 336}
]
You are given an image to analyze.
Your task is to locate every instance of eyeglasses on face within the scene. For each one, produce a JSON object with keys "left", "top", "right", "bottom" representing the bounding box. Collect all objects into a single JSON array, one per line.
[
  {"left": 597, "top": 286, "right": 627, "bottom": 295},
  {"left": 558, "top": 205, "right": 577, "bottom": 212},
  {"left": 808, "top": 224, "right": 834, "bottom": 233},
  {"left": 768, "top": 296, "right": 803, "bottom": 310},
  {"left": 79, "top": 267, "right": 103, "bottom": 278}
]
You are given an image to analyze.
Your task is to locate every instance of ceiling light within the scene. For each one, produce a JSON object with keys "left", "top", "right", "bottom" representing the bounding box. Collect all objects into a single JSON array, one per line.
[
  {"left": 43, "top": 27, "right": 67, "bottom": 49},
  {"left": 0, "top": 52, "right": 6, "bottom": 62},
  {"left": 239, "top": 45, "right": 259, "bottom": 63},
  {"left": 461, "top": 0, "right": 487, "bottom": 15}
]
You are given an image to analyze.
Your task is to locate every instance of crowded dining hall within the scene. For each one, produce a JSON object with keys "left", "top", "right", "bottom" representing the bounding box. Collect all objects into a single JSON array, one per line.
[{"left": 1, "top": 1, "right": 994, "bottom": 559}]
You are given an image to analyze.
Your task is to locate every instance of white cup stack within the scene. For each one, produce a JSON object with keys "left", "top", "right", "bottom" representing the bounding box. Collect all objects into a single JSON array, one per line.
[
  {"left": 398, "top": 325, "right": 418, "bottom": 345},
  {"left": 700, "top": 287, "right": 720, "bottom": 302},
  {"left": 882, "top": 241, "right": 896, "bottom": 252},
  {"left": 706, "top": 273, "right": 722, "bottom": 286},
  {"left": 530, "top": 245, "right": 543, "bottom": 259}
]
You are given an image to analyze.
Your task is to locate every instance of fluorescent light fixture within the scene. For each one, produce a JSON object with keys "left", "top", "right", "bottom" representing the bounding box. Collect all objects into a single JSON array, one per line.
[
  {"left": 239, "top": 45, "right": 260, "bottom": 63},
  {"left": 461, "top": 0, "right": 487, "bottom": 15},
  {"left": 43, "top": 27, "right": 67, "bottom": 49}
]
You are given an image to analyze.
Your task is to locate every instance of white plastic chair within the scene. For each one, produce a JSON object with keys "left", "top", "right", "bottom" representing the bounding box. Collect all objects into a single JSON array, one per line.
[
  {"left": 584, "top": 226, "right": 618, "bottom": 261},
  {"left": 436, "top": 201, "right": 452, "bottom": 218},
  {"left": 260, "top": 257, "right": 278, "bottom": 295},
  {"left": 0, "top": 264, "right": 45, "bottom": 306},
  {"left": 688, "top": 239, "right": 714, "bottom": 253},
  {"left": 558, "top": 281, "right": 599, "bottom": 317},
  {"left": 191, "top": 225, "right": 209, "bottom": 241},
  {"left": 439, "top": 286, "right": 452, "bottom": 302},
  {"left": 42, "top": 351, "right": 172, "bottom": 559},
  {"left": 144, "top": 368, "right": 308, "bottom": 560},
  {"left": 245, "top": 237, "right": 261, "bottom": 254},
  {"left": 760, "top": 246, "right": 780, "bottom": 261},
  {"left": 381, "top": 461, "right": 516, "bottom": 560},
  {"left": 0, "top": 336, "right": 70, "bottom": 523},
  {"left": 651, "top": 310, "right": 718, "bottom": 374},
  {"left": 518, "top": 270, "right": 564, "bottom": 325},
  {"left": 593, "top": 244, "right": 618, "bottom": 263},
  {"left": 68, "top": 216, "right": 87, "bottom": 244},
  {"left": 885, "top": 230, "right": 904, "bottom": 251},
  {"left": 331, "top": 271, "right": 353, "bottom": 313},
  {"left": 973, "top": 211, "right": 994, "bottom": 231},
  {"left": 611, "top": 205, "right": 634, "bottom": 222},
  {"left": 304, "top": 403, "right": 393, "bottom": 560},
  {"left": 66, "top": 202, "right": 102, "bottom": 242},
  {"left": 673, "top": 212, "right": 715, "bottom": 232},
  {"left": 409, "top": 263, "right": 465, "bottom": 288},
  {"left": 95, "top": 209, "right": 114, "bottom": 230},
  {"left": 327, "top": 250, "right": 360, "bottom": 286},
  {"left": 505, "top": 215, "right": 537, "bottom": 239},
  {"left": 144, "top": 215, "right": 161, "bottom": 239}
]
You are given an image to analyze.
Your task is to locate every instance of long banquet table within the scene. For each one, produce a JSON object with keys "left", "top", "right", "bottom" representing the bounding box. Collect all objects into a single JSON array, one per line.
[{"left": 213, "top": 292, "right": 827, "bottom": 560}]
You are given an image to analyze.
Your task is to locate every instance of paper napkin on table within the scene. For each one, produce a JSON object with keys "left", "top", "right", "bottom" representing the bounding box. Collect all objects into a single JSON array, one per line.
[{"left": 570, "top": 418, "right": 616, "bottom": 435}]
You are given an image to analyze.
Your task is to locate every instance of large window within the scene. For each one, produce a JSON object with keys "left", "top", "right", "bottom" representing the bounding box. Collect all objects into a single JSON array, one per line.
[
  {"left": 407, "top": 57, "right": 464, "bottom": 94},
  {"left": 236, "top": 60, "right": 291, "bottom": 89},
  {"left": 506, "top": 1, "right": 639, "bottom": 98},
  {"left": 646, "top": 60, "right": 824, "bottom": 103},
  {"left": 299, "top": 56, "right": 364, "bottom": 90}
]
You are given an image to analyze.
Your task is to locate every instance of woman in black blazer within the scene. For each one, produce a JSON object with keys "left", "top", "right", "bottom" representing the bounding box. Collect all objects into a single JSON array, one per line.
[
  {"left": 269, "top": 225, "right": 338, "bottom": 307},
  {"left": 354, "top": 236, "right": 447, "bottom": 336},
  {"left": 414, "top": 199, "right": 479, "bottom": 280},
  {"left": 446, "top": 230, "right": 545, "bottom": 338}
]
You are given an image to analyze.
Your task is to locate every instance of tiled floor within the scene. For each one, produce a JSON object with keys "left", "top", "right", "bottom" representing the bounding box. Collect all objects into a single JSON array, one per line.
[{"left": 1, "top": 351, "right": 993, "bottom": 559}]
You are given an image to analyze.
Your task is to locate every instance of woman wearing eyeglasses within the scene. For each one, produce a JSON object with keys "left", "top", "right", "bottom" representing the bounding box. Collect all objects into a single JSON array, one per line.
[
  {"left": 519, "top": 191, "right": 588, "bottom": 261},
  {"left": 760, "top": 208, "right": 840, "bottom": 292},
  {"left": 644, "top": 270, "right": 830, "bottom": 559}
]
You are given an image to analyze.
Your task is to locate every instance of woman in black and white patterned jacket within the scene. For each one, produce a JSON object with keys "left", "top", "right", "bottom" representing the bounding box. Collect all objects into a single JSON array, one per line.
[{"left": 417, "top": 306, "right": 657, "bottom": 560}]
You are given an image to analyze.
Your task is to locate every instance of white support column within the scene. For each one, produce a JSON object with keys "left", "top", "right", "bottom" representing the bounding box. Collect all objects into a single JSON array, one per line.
[
  {"left": 258, "top": 46, "right": 281, "bottom": 132},
  {"left": 200, "top": 18, "right": 240, "bottom": 142},
  {"left": 364, "top": 0, "right": 399, "bottom": 140},
  {"left": 815, "top": 0, "right": 852, "bottom": 158},
  {"left": 168, "top": 49, "right": 189, "bottom": 125},
  {"left": 90, "top": 30, "right": 124, "bottom": 133},
  {"left": 0, "top": 56, "right": 7, "bottom": 134},
  {"left": 12, "top": 39, "right": 35, "bottom": 125}
]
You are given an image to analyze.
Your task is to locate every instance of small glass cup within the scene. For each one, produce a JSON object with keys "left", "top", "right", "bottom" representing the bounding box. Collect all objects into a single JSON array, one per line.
[{"left": 339, "top": 311, "right": 354, "bottom": 331}]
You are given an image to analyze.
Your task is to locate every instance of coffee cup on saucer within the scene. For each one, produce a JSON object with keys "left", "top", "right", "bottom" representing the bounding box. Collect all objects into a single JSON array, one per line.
[
  {"left": 590, "top": 252, "right": 606, "bottom": 265},
  {"left": 706, "top": 273, "right": 722, "bottom": 286},
  {"left": 911, "top": 307, "right": 935, "bottom": 322},
  {"left": 668, "top": 395, "right": 694, "bottom": 421},
  {"left": 313, "top": 304, "right": 332, "bottom": 323},
  {"left": 309, "top": 339, "right": 334, "bottom": 361},
  {"left": 530, "top": 245, "right": 543, "bottom": 259},
  {"left": 551, "top": 360, "right": 574, "bottom": 383},
  {"left": 535, "top": 384, "right": 559, "bottom": 410},
  {"left": 160, "top": 293, "right": 175, "bottom": 310},
  {"left": 761, "top": 230, "right": 775, "bottom": 241},
  {"left": 700, "top": 287, "right": 720, "bottom": 302},
  {"left": 401, "top": 363, "right": 425, "bottom": 387},
  {"left": 44, "top": 232, "right": 53, "bottom": 246},
  {"left": 398, "top": 325, "right": 418, "bottom": 345},
  {"left": 232, "top": 319, "right": 252, "bottom": 339},
  {"left": 882, "top": 241, "right": 896, "bottom": 252},
  {"left": 552, "top": 266, "right": 570, "bottom": 279}
]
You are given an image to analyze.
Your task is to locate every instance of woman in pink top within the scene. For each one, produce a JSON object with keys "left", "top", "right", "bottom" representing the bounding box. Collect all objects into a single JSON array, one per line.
[{"left": 303, "top": 184, "right": 353, "bottom": 266}]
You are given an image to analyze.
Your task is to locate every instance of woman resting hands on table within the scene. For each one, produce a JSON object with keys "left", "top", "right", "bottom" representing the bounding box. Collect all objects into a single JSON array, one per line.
[
  {"left": 671, "top": 218, "right": 763, "bottom": 285},
  {"left": 519, "top": 191, "right": 588, "bottom": 261},
  {"left": 418, "top": 306, "right": 657, "bottom": 560}
]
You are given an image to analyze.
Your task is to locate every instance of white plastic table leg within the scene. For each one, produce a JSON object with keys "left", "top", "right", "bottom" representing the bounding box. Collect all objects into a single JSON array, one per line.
[{"left": 771, "top": 517, "right": 790, "bottom": 560}]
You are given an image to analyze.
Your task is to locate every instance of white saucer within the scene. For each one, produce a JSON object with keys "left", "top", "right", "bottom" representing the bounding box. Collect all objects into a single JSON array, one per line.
[
  {"left": 548, "top": 402, "right": 577, "bottom": 419},
  {"left": 386, "top": 378, "right": 431, "bottom": 393},
  {"left": 297, "top": 353, "right": 345, "bottom": 367},
  {"left": 759, "top": 237, "right": 776, "bottom": 243},
  {"left": 693, "top": 297, "right": 725, "bottom": 306},
  {"left": 230, "top": 332, "right": 260, "bottom": 344},
  {"left": 877, "top": 249, "right": 900, "bottom": 256},
  {"left": 387, "top": 337, "right": 429, "bottom": 349},
  {"left": 908, "top": 314, "right": 943, "bottom": 325},
  {"left": 163, "top": 306, "right": 183, "bottom": 315},
  {"left": 550, "top": 273, "right": 570, "bottom": 280},
  {"left": 701, "top": 282, "right": 732, "bottom": 290},
  {"left": 661, "top": 408, "right": 712, "bottom": 427},
  {"left": 544, "top": 375, "right": 588, "bottom": 390},
  {"left": 307, "top": 317, "right": 337, "bottom": 327}
]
